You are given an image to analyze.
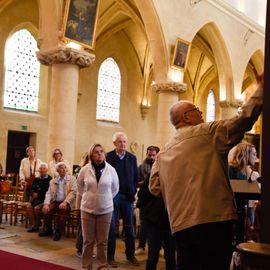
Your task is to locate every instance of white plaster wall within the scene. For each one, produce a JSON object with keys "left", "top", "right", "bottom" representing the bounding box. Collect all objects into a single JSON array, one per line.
[{"left": 152, "top": 0, "right": 265, "bottom": 100}]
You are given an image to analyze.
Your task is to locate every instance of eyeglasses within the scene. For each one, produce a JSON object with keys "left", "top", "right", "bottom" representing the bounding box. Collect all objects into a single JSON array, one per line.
[
  {"left": 183, "top": 106, "right": 201, "bottom": 116},
  {"left": 54, "top": 152, "right": 61, "bottom": 155}
]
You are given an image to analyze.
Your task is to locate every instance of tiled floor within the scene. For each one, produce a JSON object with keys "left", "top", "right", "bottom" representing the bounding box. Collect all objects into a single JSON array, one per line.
[{"left": 0, "top": 222, "right": 166, "bottom": 270}]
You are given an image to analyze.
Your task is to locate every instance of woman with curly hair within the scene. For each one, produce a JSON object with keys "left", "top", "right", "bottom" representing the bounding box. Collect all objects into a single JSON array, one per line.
[
  {"left": 229, "top": 141, "right": 259, "bottom": 181},
  {"left": 229, "top": 141, "right": 260, "bottom": 269}
]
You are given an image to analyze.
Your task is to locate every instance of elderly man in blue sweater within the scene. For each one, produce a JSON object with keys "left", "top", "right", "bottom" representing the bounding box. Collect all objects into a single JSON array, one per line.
[{"left": 107, "top": 132, "right": 139, "bottom": 267}]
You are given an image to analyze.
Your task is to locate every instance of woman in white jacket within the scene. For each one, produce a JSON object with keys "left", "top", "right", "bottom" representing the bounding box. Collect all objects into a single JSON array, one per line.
[{"left": 77, "top": 144, "right": 119, "bottom": 270}]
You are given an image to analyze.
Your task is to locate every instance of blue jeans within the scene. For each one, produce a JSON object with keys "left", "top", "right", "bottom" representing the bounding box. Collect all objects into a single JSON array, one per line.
[{"left": 108, "top": 193, "right": 135, "bottom": 260}]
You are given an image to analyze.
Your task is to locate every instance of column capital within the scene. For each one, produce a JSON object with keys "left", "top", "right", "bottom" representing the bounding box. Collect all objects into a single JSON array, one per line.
[
  {"left": 36, "top": 46, "right": 95, "bottom": 68},
  {"left": 152, "top": 82, "right": 187, "bottom": 94},
  {"left": 219, "top": 99, "right": 243, "bottom": 108}
]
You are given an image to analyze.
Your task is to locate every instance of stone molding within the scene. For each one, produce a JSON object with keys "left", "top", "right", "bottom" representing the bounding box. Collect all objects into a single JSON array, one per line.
[
  {"left": 219, "top": 100, "right": 243, "bottom": 108},
  {"left": 152, "top": 82, "right": 187, "bottom": 94},
  {"left": 36, "top": 46, "right": 95, "bottom": 68}
]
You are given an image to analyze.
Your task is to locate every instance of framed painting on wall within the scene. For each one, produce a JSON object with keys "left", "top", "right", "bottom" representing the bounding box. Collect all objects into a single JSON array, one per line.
[
  {"left": 171, "top": 37, "right": 191, "bottom": 70},
  {"left": 62, "top": 0, "right": 100, "bottom": 50}
]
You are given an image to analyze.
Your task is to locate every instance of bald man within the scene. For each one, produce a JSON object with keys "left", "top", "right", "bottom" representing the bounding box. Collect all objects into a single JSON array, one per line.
[{"left": 149, "top": 74, "right": 263, "bottom": 270}]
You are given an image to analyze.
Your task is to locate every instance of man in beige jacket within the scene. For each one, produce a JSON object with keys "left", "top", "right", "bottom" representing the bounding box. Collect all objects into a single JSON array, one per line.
[
  {"left": 39, "top": 162, "right": 77, "bottom": 241},
  {"left": 149, "top": 74, "right": 263, "bottom": 270}
]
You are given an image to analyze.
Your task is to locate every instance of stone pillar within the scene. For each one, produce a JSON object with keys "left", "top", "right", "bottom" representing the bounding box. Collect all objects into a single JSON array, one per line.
[
  {"left": 37, "top": 47, "right": 95, "bottom": 165},
  {"left": 219, "top": 100, "right": 242, "bottom": 119},
  {"left": 152, "top": 82, "right": 187, "bottom": 148}
]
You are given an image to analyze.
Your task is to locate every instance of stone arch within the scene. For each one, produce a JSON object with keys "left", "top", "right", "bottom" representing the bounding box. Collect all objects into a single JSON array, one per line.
[
  {"left": 241, "top": 49, "right": 264, "bottom": 92},
  {"left": 240, "top": 49, "right": 264, "bottom": 139},
  {"left": 191, "top": 22, "right": 234, "bottom": 102},
  {"left": 133, "top": 0, "right": 168, "bottom": 82},
  {"left": 6, "top": 22, "right": 39, "bottom": 40}
]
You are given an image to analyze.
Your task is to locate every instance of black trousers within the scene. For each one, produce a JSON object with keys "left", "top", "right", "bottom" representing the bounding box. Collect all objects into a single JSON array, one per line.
[
  {"left": 145, "top": 222, "right": 176, "bottom": 270},
  {"left": 173, "top": 221, "right": 233, "bottom": 270}
]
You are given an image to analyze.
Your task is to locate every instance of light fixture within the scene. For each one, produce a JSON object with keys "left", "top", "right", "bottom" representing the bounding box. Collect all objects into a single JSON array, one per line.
[
  {"left": 243, "top": 29, "right": 254, "bottom": 46},
  {"left": 66, "top": 41, "right": 82, "bottom": 50},
  {"left": 140, "top": 98, "right": 151, "bottom": 120},
  {"left": 169, "top": 68, "right": 184, "bottom": 83}
]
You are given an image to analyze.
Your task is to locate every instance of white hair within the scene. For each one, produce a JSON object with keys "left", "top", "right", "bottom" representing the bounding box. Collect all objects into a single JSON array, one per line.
[
  {"left": 38, "top": 162, "right": 48, "bottom": 170},
  {"left": 112, "top": 132, "right": 128, "bottom": 142},
  {"left": 56, "top": 161, "right": 67, "bottom": 171}
]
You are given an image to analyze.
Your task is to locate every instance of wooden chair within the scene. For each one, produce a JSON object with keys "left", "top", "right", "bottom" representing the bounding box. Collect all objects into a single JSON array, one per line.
[
  {"left": 13, "top": 177, "right": 28, "bottom": 227},
  {"left": 0, "top": 179, "right": 17, "bottom": 225},
  {"left": 0, "top": 175, "right": 28, "bottom": 227},
  {"left": 65, "top": 209, "right": 80, "bottom": 237}
]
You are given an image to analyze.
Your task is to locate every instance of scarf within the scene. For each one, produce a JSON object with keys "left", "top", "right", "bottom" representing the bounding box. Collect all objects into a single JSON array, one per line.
[{"left": 92, "top": 161, "right": 106, "bottom": 183}]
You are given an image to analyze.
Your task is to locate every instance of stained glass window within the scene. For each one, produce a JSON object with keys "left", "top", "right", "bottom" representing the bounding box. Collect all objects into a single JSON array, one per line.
[
  {"left": 206, "top": 89, "right": 215, "bottom": 122},
  {"left": 96, "top": 57, "right": 121, "bottom": 122},
  {"left": 4, "top": 29, "right": 40, "bottom": 112}
]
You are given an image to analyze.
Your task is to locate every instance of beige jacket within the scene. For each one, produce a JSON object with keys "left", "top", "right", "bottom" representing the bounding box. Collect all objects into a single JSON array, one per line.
[
  {"left": 19, "top": 158, "right": 42, "bottom": 182},
  {"left": 149, "top": 86, "right": 263, "bottom": 234},
  {"left": 44, "top": 175, "right": 77, "bottom": 210}
]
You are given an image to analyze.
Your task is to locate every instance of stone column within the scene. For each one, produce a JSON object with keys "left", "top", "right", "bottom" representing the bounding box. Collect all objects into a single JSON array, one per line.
[
  {"left": 152, "top": 82, "right": 187, "bottom": 148},
  {"left": 219, "top": 100, "right": 242, "bottom": 119},
  {"left": 37, "top": 46, "right": 95, "bottom": 165}
]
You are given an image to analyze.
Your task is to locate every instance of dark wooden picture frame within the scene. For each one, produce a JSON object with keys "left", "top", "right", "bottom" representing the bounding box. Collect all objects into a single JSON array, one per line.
[
  {"left": 62, "top": 0, "right": 100, "bottom": 50},
  {"left": 171, "top": 37, "right": 191, "bottom": 70}
]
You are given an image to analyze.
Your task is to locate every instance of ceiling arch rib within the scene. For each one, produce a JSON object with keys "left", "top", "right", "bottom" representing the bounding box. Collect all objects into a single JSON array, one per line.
[
  {"left": 121, "top": 30, "right": 144, "bottom": 74},
  {"left": 115, "top": 0, "right": 147, "bottom": 38},
  {"left": 97, "top": 2, "right": 121, "bottom": 35},
  {"left": 97, "top": 0, "right": 147, "bottom": 40},
  {"left": 96, "top": 0, "right": 150, "bottom": 77},
  {"left": 193, "top": 53, "right": 205, "bottom": 93},
  {"left": 97, "top": 18, "right": 133, "bottom": 44},
  {"left": 0, "top": 0, "right": 13, "bottom": 14},
  {"left": 192, "top": 35, "right": 216, "bottom": 65}
]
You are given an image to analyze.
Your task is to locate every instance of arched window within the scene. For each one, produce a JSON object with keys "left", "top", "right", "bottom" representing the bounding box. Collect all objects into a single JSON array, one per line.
[
  {"left": 206, "top": 89, "right": 215, "bottom": 122},
  {"left": 96, "top": 57, "right": 121, "bottom": 122},
  {"left": 4, "top": 29, "right": 40, "bottom": 112}
]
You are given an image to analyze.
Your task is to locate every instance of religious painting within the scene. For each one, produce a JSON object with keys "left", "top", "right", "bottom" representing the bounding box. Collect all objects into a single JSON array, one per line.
[
  {"left": 171, "top": 38, "right": 191, "bottom": 70},
  {"left": 62, "top": 0, "right": 100, "bottom": 50}
]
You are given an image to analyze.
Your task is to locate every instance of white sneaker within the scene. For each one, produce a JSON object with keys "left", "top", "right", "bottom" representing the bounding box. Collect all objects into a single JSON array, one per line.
[{"left": 135, "top": 248, "right": 145, "bottom": 255}]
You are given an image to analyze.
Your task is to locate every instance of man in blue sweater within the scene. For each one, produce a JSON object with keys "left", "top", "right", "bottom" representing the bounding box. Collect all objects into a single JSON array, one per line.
[{"left": 107, "top": 132, "right": 139, "bottom": 267}]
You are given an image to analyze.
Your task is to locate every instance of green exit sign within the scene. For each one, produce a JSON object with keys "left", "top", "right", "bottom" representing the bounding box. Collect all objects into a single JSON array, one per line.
[{"left": 21, "top": 125, "right": 28, "bottom": 131}]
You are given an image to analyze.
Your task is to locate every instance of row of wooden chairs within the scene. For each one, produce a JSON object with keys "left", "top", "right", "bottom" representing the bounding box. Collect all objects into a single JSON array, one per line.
[
  {"left": 0, "top": 175, "right": 29, "bottom": 226},
  {"left": 0, "top": 174, "right": 80, "bottom": 237}
]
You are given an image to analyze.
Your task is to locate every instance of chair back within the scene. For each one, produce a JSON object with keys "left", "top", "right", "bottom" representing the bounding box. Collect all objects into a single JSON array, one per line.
[
  {"left": 14, "top": 175, "right": 27, "bottom": 202},
  {"left": 0, "top": 180, "right": 13, "bottom": 201}
]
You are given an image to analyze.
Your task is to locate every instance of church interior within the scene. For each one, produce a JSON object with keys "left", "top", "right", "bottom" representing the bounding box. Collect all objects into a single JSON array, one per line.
[{"left": 0, "top": 0, "right": 269, "bottom": 269}]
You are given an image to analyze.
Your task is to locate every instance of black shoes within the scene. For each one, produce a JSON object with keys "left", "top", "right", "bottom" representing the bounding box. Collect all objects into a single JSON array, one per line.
[
  {"left": 38, "top": 228, "right": 53, "bottom": 237},
  {"left": 107, "top": 259, "right": 118, "bottom": 268},
  {"left": 38, "top": 228, "right": 61, "bottom": 241},
  {"left": 27, "top": 226, "right": 39, "bottom": 233},
  {"left": 127, "top": 256, "right": 140, "bottom": 266},
  {"left": 53, "top": 230, "right": 61, "bottom": 241}
]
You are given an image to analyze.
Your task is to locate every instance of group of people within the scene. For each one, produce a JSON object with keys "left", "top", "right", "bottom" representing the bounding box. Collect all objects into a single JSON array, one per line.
[
  {"left": 19, "top": 146, "right": 75, "bottom": 241},
  {"left": 17, "top": 133, "right": 160, "bottom": 270},
  {"left": 1, "top": 71, "right": 264, "bottom": 270}
]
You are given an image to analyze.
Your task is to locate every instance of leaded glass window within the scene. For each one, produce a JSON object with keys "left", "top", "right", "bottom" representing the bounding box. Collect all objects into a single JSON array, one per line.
[
  {"left": 96, "top": 57, "right": 121, "bottom": 122},
  {"left": 206, "top": 89, "right": 215, "bottom": 122},
  {"left": 4, "top": 29, "right": 40, "bottom": 112}
]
